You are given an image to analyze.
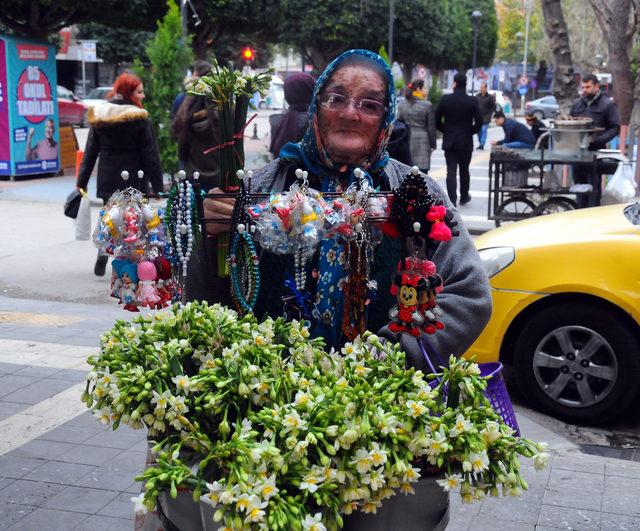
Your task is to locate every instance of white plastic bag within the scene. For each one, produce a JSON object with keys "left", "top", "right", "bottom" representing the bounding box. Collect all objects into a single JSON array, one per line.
[
  {"left": 75, "top": 194, "right": 91, "bottom": 240},
  {"left": 604, "top": 162, "right": 637, "bottom": 203}
]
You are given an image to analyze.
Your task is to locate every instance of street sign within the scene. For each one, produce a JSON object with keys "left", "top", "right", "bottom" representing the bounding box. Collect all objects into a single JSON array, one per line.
[
  {"left": 81, "top": 41, "right": 96, "bottom": 62},
  {"left": 417, "top": 67, "right": 426, "bottom": 79},
  {"left": 518, "top": 86, "right": 528, "bottom": 96}
]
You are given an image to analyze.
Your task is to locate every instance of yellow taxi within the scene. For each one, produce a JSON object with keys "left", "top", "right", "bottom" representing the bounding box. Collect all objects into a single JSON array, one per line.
[{"left": 467, "top": 203, "right": 640, "bottom": 423}]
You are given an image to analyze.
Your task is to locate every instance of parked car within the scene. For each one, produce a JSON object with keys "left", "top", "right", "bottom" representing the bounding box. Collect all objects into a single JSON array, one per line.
[
  {"left": 525, "top": 95, "right": 559, "bottom": 119},
  {"left": 57, "top": 85, "right": 87, "bottom": 127},
  {"left": 467, "top": 203, "right": 640, "bottom": 424},
  {"left": 82, "top": 86, "right": 112, "bottom": 111}
]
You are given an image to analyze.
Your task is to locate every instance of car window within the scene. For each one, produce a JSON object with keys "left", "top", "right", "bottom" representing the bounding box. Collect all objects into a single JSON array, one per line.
[
  {"left": 88, "top": 88, "right": 110, "bottom": 99},
  {"left": 57, "top": 86, "right": 72, "bottom": 99},
  {"left": 541, "top": 97, "right": 553, "bottom": 104},
  {"left": 624, "top": 203, "right": 640, "bottom": 225}
]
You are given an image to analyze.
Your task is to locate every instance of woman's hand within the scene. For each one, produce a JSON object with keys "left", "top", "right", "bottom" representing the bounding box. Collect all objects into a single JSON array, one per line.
[{"left": 203, "top": 187, "right": 235, "bottom": 238}]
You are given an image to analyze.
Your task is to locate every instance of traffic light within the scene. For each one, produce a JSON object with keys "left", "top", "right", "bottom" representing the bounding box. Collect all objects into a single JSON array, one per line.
[{"left": 242, "top": 47, "right": 255, "bottom": 61}]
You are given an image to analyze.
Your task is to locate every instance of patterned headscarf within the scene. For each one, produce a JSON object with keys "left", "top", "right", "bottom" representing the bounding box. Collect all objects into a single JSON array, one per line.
[{"left": 279, "top": 49, "right": 397, "bottom": 184}]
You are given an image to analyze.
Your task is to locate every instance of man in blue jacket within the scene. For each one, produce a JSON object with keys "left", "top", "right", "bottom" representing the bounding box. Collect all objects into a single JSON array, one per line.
[{"left": 491, "top": 110, "right": 536, "bottom": 149}]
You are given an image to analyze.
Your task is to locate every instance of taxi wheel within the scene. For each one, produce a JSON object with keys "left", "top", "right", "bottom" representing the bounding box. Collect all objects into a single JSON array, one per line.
[{"left": 514, "top": 302, "right": 640, "bottom": 424}]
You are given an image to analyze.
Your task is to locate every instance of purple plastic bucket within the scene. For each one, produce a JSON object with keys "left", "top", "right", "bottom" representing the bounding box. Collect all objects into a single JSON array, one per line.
[
  {"left": 426, "top": 360, "right": 520, "bottom": 437},
  {"left": 478, "top": 362, "right": 520, "bottom": 436}
]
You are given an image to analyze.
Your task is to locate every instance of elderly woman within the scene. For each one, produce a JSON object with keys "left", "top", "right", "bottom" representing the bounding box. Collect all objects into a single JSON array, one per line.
[
  {"left": 188, "top": 49, "right": 491, "bottom": 363},
  {"left": 177, "top": 49, "right": 491, "bottom": 531}
]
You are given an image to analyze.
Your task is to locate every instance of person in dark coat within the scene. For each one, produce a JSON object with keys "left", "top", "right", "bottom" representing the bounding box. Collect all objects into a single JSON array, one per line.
[
  {"left": 525, "top": 111, "right": 548, "bottom": 148},
  {"left": 435, "top": 72, "right": 483, "bottom": 206},
  {"left": 386, "top": 119, "right": 413, "bottom": 166},
  {"left": 77, "top": 73, "right": 163, "bottom": 276},
  {"left": 475, "top": 82, "right": 495, "bottom": 150},
  {"left": 171, "top": 61, "right": 221, "bottom": 192},
  {"left": 492, "top": 110, "right": 536, "bottom": 149},
  {"left": 269, "top": 73, "right": 316, "bottom": 158},
  {"left": 570, "top": 74, "right": 621, "bottom": 208}
]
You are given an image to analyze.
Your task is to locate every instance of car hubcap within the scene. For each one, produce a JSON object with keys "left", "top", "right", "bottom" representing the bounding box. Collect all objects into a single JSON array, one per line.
[{"left": 532, "top": 326, "right": 617, "bottom": 408}]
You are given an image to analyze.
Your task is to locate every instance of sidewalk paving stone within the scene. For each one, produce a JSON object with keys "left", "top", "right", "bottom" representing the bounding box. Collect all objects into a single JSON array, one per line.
[
  {"left": 0, "top": 501, "right": 35, "bottom": 529},
  {"left": 9, "top": 439, "right": 76, "bottom": 460},
  {"left": 55, "top": 443, "right": 122, "bottom": 467},
  {"left": 0, "top": 402, "right": 30, "bottom": 422},
  {"left": 38, "top": 424, "right": 103, "bottom": 444},
  {"left": 43, "top": 484, "right": 119, "bottom": 514},
  {"left": 0, "top": 479, "right": 66, "bottom": 506},
  {"left": 96, "top": 491, "right": 136, "bottom": 520},
  {"left": 537, "top": 505, "right": 601, "bottom": 530},
  {"left": 75, "top": 514, "right": 133, "bottom": 530},
  {"left": 5, "top": 507, "right": 88, "bottom": 530},
  {"left": 0, "top": 455, "right": 48, "bottom": 479},
  {"left": 23, "top": 461, "right": 97, "bottom": 485}
]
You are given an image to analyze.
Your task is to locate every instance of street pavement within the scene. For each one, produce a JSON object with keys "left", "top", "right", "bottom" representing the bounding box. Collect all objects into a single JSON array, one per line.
[{"left": 1, "top": 114, "right": 640, "bottom": 529}]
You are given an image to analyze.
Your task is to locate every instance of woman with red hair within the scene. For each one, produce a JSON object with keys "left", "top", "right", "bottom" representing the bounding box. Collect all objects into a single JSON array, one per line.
[{"left": 77, "top": 72, "right": 164, "bottom": 276}]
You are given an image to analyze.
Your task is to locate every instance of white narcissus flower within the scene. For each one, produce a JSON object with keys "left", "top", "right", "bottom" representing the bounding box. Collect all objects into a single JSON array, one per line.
[
  {"left": 449, "top": 414, "right": 473, "bottom": 437},
  {"left": 400, "top": 482, "right": 415, "bottom": 495},
  {"left": 256, "top": 474, "right": 278, "bottom": 500},
  {"left": 437, "top": 473, "right": 463, "bottom": 491},
  {"left": 350, "top": 447, "right": 373, "bottom": 474},
  {"left": 533, "top": 452, "right": 550, "bottom": 471},
  {"left": 235, "top": 492, "right": 251, "bottom": 512},
  {"left": 480, "top": 421, "right": 501, "bottom": 444},
  {"left": 362, "top": 468, "right": 385, "bottom": 491},
  {"left": 325, "top": 425, "right": 338, "bottom": 437},
  {"left": 93, "top": 407, "right": 111, "bottom": 425},
  {"left": 151, "top": 389, "right": 172, "bottom": 410},
  {"left": 300, "top": 473, "right": 321, "bottom": 493},
  {"left": 469, "top": 450, "right": 490, "bottom": 473},
  {"left": 283, "top": 410, "right": 306, "bottom": 433},
  {"left": 302, "top": 512, "right": 326, "bottom": 531},
  {"left": 362, "top": 500, "right": 382, "bottom": 514},
  {"left": 369, "top": 442, "right": 388, "bottom": 467},
  {"left": 426, "top": 428, "right": 449, "bottom": 458},
  {"left": 406, "top": 400, "right": 427, "bottom": 418},
  {"left": 131, "top": 493, "right": 152, "bottom": 515},
  {"left": 402, "top": 465, "right": 421, "bottom": 483},
  {"left": 171, "top": 374, "right": 191, "bottom": 394},
  {"left": 336, "top": 377, "right": 349, "bottom": 389},
  {"left": 294, "top": 391, "right": 312, "bottom": 409},
  {"left": 244, "top": 496, "right": 268, "bottom": 523}
]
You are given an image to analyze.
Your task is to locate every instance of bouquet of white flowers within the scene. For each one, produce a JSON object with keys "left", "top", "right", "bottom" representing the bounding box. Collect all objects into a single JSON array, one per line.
[{"left": 84, "top": 301, "right": 547, "bottom": 530}]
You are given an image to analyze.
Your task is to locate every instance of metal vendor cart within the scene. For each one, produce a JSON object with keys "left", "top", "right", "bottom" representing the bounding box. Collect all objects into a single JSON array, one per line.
[{"left": 487, "top": 148, "right": 602, "bottom": 227}]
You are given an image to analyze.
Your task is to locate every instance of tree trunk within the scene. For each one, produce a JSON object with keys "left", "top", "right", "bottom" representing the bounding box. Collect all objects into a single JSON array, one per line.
[
  {"left": 540, "top": 0, "right": 578, "bottom": 114},
  {"left": 193, "top": 22, "right": 214, "bottom": 60},
  {"left": 589, "top": 0, "right": 636, "bottom": 126}
]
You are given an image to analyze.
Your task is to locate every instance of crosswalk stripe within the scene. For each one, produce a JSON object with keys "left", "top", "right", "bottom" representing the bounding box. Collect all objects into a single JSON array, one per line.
[
  {"left": 0, "top": 382, "right": 86, "bottom": 456},
  {"left": 0, "top": 339, "right": 94, "bottom": 370}
]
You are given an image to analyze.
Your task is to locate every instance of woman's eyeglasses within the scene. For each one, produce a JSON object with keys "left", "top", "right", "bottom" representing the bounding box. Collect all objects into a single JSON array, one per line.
[{"left": 318, "top": 92, "right": 387, "bottom": 118}]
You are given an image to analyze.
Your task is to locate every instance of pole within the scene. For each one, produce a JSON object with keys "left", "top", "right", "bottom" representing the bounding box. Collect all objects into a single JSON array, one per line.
[
  {"left": 180, "top": 0, "right": 188, "bottom": 38},
  {"left": 81, "top": 42, "right": 86, "bottom": 98},
  {"left": 388, "top": 0, "right": 395, "bottom": 65},
  {"left": 471, "top": 25, "right": 478, "bottom": 95},
  {"left": 521, "top": 3, "right": 531, "bottom": 114}
]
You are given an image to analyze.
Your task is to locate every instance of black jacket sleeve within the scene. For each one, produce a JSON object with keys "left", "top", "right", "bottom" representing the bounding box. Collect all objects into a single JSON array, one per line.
[
  {"left": 594, "top": 101, "right": 621, "bottom": 146},
  {"left": 426, "top": 104, "right": 437, "bottom": 149},
  {"left": 435, "top": 101, "right": 445, "bottom": 133},
  {"left": 139, "top": 120, "right": 164, "bottom": 194},
  {"left": 76, "top": 127, "right": 99, "bottom": 190},
  {"left": 472, "top": 100, "right": 483, "bottom": 135}
]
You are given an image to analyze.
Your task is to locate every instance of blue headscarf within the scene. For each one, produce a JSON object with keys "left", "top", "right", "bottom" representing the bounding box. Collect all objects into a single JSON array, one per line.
[
  {"left": 279, "top": 49, "right": 397, "bottom": 186},
  {"left": 279, "top": 50, "right": 397, "bottom": 349}
]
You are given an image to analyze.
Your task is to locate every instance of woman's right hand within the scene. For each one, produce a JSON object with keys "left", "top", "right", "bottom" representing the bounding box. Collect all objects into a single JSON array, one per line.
[{"left": 203, "top": 187, "right": 235, "bottom": 238}]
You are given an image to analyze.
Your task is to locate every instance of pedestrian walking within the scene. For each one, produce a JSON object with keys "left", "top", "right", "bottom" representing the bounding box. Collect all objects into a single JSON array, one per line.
[
  {"left": 435, "top": 72, "right": 483, "bottom": 206},
  {"left": 396, "top": 79, "right": 436, "bottom": 172},
  {"left": 76, "top": 73, "right": 164, "bottom": 277},
  {"left": 570, "top": 73, "right": 620, "bottom": 207},
  {"left": 268, "top": 72, "right": 315, "bottom": 158},
  {"left": 491, "top": 110, "right": 536, "bottom": 149},
  {"left": 475, "top": 82, "right": 495, "bottom": 150},
  {"left": 171, "top": 62, "right": 223, "bottom": 192}
]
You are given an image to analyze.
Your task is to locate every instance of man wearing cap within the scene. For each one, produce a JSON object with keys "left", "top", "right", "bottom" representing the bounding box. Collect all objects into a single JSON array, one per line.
[{"left": 491, "top": 110, "right": 535, "bottom": 149}]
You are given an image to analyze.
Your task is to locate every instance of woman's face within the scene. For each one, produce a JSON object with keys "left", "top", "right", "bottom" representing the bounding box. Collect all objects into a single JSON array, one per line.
[
  {"left": 317, "top": 65, "right": 386, "bottom": 166},
  {"left": 132, "top": 83, "right": 145, "bottom": 105}
]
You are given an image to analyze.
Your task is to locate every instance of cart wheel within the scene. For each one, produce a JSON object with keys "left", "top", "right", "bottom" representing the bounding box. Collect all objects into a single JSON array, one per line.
[
  {"left": 532, "top": 197, "right": 577, "bottom": 217},
  {"left": 494, "top": 197, "right": 537, "bottom": 227}
]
